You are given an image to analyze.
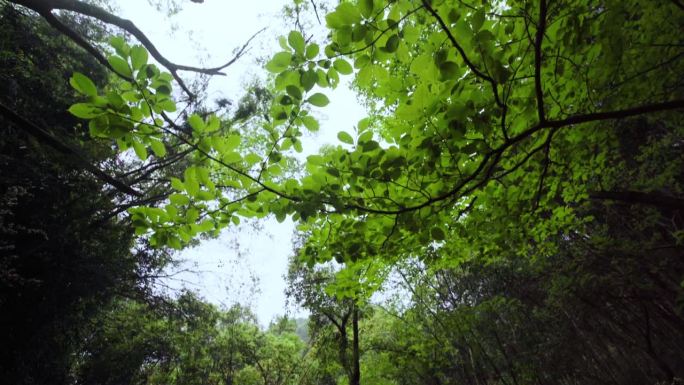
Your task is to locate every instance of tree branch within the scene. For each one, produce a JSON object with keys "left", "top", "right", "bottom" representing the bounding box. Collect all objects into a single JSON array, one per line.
[
  {"left": 342, "top": 99, "right": 684, "bottom": 215},
  {"left": 0, "top": 102, "right": 143, "bottom": 197},
  {"left": 421, "top": 0, "right": 493, "bottom": 83},
  {"left": 39, "top": 10, "right": 131, "bottom": 80},
  {"left": 12, "top": 0, "right": 264, "bottom": 98}
]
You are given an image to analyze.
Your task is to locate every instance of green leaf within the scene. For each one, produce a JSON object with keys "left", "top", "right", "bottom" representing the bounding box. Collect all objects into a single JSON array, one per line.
[
  {"left": 305, "top": 43, "right": 319, "bottom": 60},
  {"left": 197, "top": 220, "right": 214, "bottom": 232},
  {"left": 107, "top": 55, "right": 132, "bottom": 77},
  {"left": 333, "top": 59, "right": 353, "bottom": 75},
  {"left": 109, "top": 36, "right": 127, "bottom": 55},
  {"left": 265, "top": 52, "right": 292, "bottom": 73},
  {"left": 156, "top": 99, "right": 176, "bottom": 112},
  {"left": 293, "top": 139, "right": 303, "bottom": 153},
  {"left": 132, "top": 139, "right": 148, "bottom": 160},
  {"left": 205, "top": 115, "right": 220, "bottom": 132},
  {"left": 169, "top": 193, "right": 190, "bottom": 206},
  {"left": 288, "top": 31, "right": 305, "bottom": 54},
  {"left": 385, "top": 34, "right": 400, "bottom": 53},
  {"left": 184, "top": 168, "right": 200, "bottom": 196},
  {"left": 170, "top": 177, "right": 184, "bottom": 191},
  {"left": 336, "top": 3, "right": 362, "bottom": 25},
  {"left": 70, "top": 72, "right": 97, "bottom": 97},
  {"left": 439, "top": 61, "right": 459, "bottom": 78},
  {"left": 337, "top": 131, "right": 354, "bottom": 144},
  {"left": 130, "top": 45, "right": 148, "bottom": 70},
  {"left": 68, "top": 103, "right": 102, "bottom": 119},
  {"left": 326, "top": 167, "right": 340, "bottom": 177},
  {"left": 223, "top": 151, "right": 242, "bottom": 164},
  {"left": 301, "top": 116, "right": 319, "bottom": 132},
  {"left": 301, "top": 69, "right": 317, "bottom": 91},
  {"left": 188, "top": 114, "right": 205, "bottom": 132},
  {"left": 471, "top": 9, "right": 485, "bottom": 32},
  {"left": 149, "top": 138, "right": 166, "bottom": 157},
  {"left": 245, "top": 153, "right": 262, "bottom": 165},
  {"left": 168, "top": 236, "right": 182, "bottom": 250},
  {"left": 225, "top": 134, "right": 241, "bottom": 151},
  {"left": 286, "top": 85, "right": 303, "bottom": 100},
  {"left": 360, "top": 0, "right": 374, "bottom": 18},
  {"left": 361, "top": 140, "right": 379, "bottom": 152},
  {"left": 431, "top": 227, "right": 446, "bottom": 241},
  {"left": 307, "top": 93, "right": 330, "bottom": 107}
]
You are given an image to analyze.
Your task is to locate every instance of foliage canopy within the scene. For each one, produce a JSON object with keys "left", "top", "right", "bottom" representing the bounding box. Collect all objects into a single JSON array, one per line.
[{"left": 2, "top": 0, "right": 684, "bottom": 383}]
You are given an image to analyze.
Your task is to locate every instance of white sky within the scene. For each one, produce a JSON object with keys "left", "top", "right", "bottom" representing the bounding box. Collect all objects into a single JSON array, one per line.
[{"left": 114, "top": 0, "right": 366, "bottom": 325}]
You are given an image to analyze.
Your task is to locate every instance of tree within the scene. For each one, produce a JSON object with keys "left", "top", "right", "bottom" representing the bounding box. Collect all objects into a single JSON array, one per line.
[
  {"left": 4, "top": 0, "right": 684, "bottom": 382},
  {"left": 286, "top": 254, "right": 386, "bottom": 385},
  {"left": 75, "top": 294, "right": 316, "bottom": 385},
  {"left": 0, "top": 4, "right": 172, "bottom": 383},
  {"left": 40, "top": 0, "right": 681, "bottom": 272}
]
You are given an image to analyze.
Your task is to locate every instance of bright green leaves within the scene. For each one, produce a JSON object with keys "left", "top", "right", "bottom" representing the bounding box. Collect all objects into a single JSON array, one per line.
[
  {"left": 130, "top": 45, "right": 148, "bottom": 71},
  {"left": 109, "top": 35, "right": 128, "bottom": 56},
  {"left": 286, "top": 85, "right": 302, "bottom": 100},
  {"left": 305, "top": 43, "right": 319, "bottom": 60},
  {"left": 333, "top": 59, "right": 353, "bottom": 75},
  {"left": 132, "top": 139, "right": 148, "bottom": 160},
  {"left": 300, "top": 115, "right": 319, "bottom": 132},
  {"left": 184, "top": 167, "right": 201, "bottom": 197},
  {"left": 68, "top": 103, "right": 102, "bottom": 119},
  {"left": 360, "top": 0, "right": 375, "bottom": 18},
  {"left": 67, "top": 37, "right": 183, "bottom": 174},
  {"left": 306, "top": 93, "right": 329, "bottom": 107},
  {"left": 107, "top": 55, "right": 132, "bottom": 77},
  {"left": 188, "top": 114, "right": 205, "bottom": 132},
  {"left": 188, "top": 114, "right": 221, "bottom": 136},
  {"left": 149, "top": 138, "right": 166, "bottom": 157},
  {"left": 287, "top": 31, "right": 305, "bottom": 55},
  {"left": 70, "top": 72, "right": 97, "bottom": 97},
  {"left": 300, "top": 69, "right": 317, "bottom": 91},
  {"left": 169, "top": 193, "right": 190, "bottom": 206},
  {"left": 337, "top": 131, "right": 354, "bottom": 145},
  {"left": 326, "top": 2, "right": 362, "bottom": 28},
  {"left": 266, "top": 51, "right": 293, "bottom": 73}
]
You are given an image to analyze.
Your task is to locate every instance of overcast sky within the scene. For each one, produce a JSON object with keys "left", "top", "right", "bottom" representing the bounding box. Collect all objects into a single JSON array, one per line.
[{"left": 114, "top": 0, "right": 365, "bottom": 325}]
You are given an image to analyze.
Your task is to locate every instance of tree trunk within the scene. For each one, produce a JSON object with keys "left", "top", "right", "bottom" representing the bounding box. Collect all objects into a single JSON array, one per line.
[{"left": 351, "top": 305, "right": 360, "bottom": 385}]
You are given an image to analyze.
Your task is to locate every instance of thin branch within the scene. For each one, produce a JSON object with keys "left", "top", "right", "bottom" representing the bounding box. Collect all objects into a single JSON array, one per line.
[
  {"left": 39, "top": 10, "right": 132, "bottom": 80},
  {"left": 90, "top": 193, "right": 169, "bottom": 226},
  {"left": 339, "top": 99, "right": 684, "bottom": 215},
  {"left": 12, "top": 0, "right": 264, "bottom": 98},
  {"left": 421, "top": 0, "right": 493, "bottom": 82},
  {"left": 310, "top": 0, "right": 321, "bottom": 24}
]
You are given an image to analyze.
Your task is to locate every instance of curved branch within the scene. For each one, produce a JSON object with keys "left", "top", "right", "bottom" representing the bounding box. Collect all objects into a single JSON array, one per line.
[
  {"left": 341, "top": 99, "right": 684, "bottom": 215},
  {"left": 11, "top": 0, "right": 264, "bottom": 98},
  {"left": 421, "top": 0, "right": 493, "bottom": 83},
  {"left": 39, "top": 10, "right": 132, "bottom": 80}
]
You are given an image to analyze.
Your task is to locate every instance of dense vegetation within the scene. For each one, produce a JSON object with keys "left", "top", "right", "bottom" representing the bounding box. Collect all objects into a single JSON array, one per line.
[{"left": 1, "top": 0, "right": 683, "bottom": 384}]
